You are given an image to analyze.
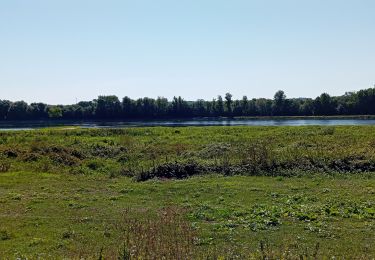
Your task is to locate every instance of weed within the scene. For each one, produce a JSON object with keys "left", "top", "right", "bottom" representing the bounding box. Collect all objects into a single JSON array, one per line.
[
  {"left": 112, "top": 207, "right": 196, "bottom": 259},
  {"left": 0, "top": 161, "right": 10, "bottom": 172},
  {"left": 61, "top": 230, "right": 75, "bottom": 239},
  {"left": 0, "top": 230, "right": 10, "bottom": 240}
]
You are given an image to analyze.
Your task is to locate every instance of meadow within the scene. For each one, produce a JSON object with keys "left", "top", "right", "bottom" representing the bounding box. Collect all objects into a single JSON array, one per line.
[{"left": 0, "top": 126, "right": 374, "bottom": 258}]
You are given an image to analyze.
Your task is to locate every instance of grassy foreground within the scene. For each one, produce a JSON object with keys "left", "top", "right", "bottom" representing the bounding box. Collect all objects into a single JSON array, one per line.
[
  {"left": 0, "top": 126, "right": 374, "bottom": 258},
  {"left": 1, "top": 172, "right": 374, "bottom": 259}
]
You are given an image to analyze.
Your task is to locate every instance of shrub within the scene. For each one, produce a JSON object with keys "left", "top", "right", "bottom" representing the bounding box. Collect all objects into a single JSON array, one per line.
[
  {"left": 86, "top": 159, "right": 105, "bottom": 171},
  {"left": 320, "top": 127, "right": 335, "bottom": 135},
  {"left": 135, "top": 161, "right": 202, "bottom": 181},
  {"left": 241, "top": 141, "right": 275, "bottom": 174}
]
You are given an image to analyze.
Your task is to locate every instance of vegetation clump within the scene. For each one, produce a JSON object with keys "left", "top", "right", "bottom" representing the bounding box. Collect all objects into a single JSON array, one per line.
[
  {"left": 0, "top": 230, "right": 10, "bottom": 241},
  {"left": 0, "top": 126, "right": 374, "bottom": 180}
]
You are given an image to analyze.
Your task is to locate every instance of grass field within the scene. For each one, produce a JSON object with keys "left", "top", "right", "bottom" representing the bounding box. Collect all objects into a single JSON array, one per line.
[{"left": 0, "top": 126, "right": 374, "bottom": 258}]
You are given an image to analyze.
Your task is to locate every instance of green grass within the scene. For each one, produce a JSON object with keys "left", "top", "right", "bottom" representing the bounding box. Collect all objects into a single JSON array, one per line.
[
  {"left": 0, "top": 126, "right": 374, "bottom": 258},
  {"left": 1, "top": 126, "right": 375, "bottom": 178},
  {"left": 0, "top": 172, "right": 374, "bottom": 258}
]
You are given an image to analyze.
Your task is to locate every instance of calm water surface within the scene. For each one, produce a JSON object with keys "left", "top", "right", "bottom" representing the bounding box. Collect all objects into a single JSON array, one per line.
[{"left": 1, "top": 119, "right": 375, "bottom": 130}]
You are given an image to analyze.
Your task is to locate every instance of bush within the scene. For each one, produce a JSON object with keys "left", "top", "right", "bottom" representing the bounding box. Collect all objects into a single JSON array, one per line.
[
  {"left": 135, "top": 161, "right": 202, "bottom": 181},
  {"left": 241, "top": 141, "right": 275, "bottom": 174}
]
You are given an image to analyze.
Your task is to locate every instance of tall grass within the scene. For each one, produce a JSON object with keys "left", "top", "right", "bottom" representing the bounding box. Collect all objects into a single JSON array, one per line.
[
  {"left": 113, "top": 207, "right": 196, "bottom": 259},
  {"left": 1, "top": 126, "right": 375, "bottom": 180}
]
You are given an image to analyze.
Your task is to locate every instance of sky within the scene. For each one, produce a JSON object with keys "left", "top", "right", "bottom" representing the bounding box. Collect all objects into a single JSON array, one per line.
[{"left": 0, "top": 0, "right": 374, "bottom": 104}]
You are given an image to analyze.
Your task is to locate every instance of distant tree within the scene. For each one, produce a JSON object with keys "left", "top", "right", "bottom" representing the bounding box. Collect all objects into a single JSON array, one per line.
[
  {"left": 193, "top": 99, "right": 207, "bottom": 116},
  {"left": 211, "top": 98, "right": 217, "bottom": 116},
  {"left": 95, "top": 96, "right": 121, "bottom": 119},
  {"left": 286, "top": 99, "right": 301, "bottom": 116},
  {"left": 330, "top": 91, "right": 356, "bottom": 115},
  {"left": 248, "top": 99, "right": 257, "bottom": 116},
  {"left": 273, "top": 90, "right": 286, "bottom": 116},
  {"left": 256, "top": 99, "right": 272, "bottom": 116},
  {"left": 225, "top": 93, "right": 233, "bottom": 116},
  {"left": 0, "top": 100, "right": 11, "bottom": 120},
  {"left": 156, "top": 97, "right": 169, "bottom": 117},
  {"left": 77, "top": 101, "right": 95, "bottom": 118},
  {"left": 7, "top": 101, "right": 29, "bottom": 120},
  {"left": 216, "top": 95, "right": 224, "bottom": 116},
  {"left": 300, "top": 99, "right": 314, "bottom": 116},
  {"left": 29, "top": 103, "right": 48, "bottom": 119},
  {"left": 232, "top": 100, "right": 242, "bottom": 116},
  {"left": 314, "top": 93, "right": 336, "bottom": 115},
  {"left": 122, "top": 96, "right": 134, "bottom": 118},
  {"left": 141, "top": 97, "right": 157, "bottom": 117},
  {"left": 2, "top": 86, "right": 375, "bottom": 120},
  {"left": 171, "top": 96, "right": 190, "bottom": 117},
  {"left": 205, "top": 100, "right": 214, "bottom": 116},
  {"left": 134, "top": 98, "right": 144, "bottom": 116},
  {"left": 241, "top": 96, "right": 249, "bottom": 115},
  {"left": 48, "top": 106, "right": 63, "bottom": 119},
  {"left": 356, "top": 88, "right": 375, "bottom": 114}
]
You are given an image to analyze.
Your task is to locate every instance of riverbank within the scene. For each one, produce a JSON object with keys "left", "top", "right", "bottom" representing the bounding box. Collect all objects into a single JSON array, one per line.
[{"left": 1, "top": 126, "right": 375, "bottom": 178}]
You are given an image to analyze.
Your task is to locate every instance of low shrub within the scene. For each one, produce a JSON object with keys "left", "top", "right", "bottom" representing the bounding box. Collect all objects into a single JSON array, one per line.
[{"left": 135, "top": 161, "right": 202, "bottom": 181}]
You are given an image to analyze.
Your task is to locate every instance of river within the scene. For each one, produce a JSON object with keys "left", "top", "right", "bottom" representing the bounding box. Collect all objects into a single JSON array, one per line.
[{"left": 1, "top": 118, "right": 375, "bottom": 130}]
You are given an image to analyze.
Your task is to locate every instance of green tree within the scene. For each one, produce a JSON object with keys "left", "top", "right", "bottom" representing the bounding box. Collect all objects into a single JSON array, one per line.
[
  {"left": 0, "top": 100, "right": 11, "bottom": 120},
  {"left": 232, "top": 100, "right": 242, "bottom": 116},
  {"left": 314, "top": 93, "right": 336, "bottom": 115},
  {"left": 29, "top": 103, "right": 48, "bottom": 119},
  {"left": 225, "top": 93, "right": 233, "bottom": 115},
  {"left": 156, "top": 97, "right": 169, "bottom": 116},
  {"left": 216, "top": 95, "right": 224, "bottom": 116},
  {"left": 300, "top": 99, "right": 314, "bottom": 116},
  {"left": 48, "top": 106, "right": 63, "bottom": 119},
  {"left": 171, "top": 96, "right": 190, "bottom": 117},
  {"left": 241, "top": 96, "right": 249, "bottom": 115},
  {"left": 7, "top": 101, "right": 29, "bottom": 120},
  {"left": 256, "top": 98, "right": 272, "bottom": 116},
  {"left": 193, "top": 99, "right": 207, "bottom": 116},
  {"left": 273, "top": 90, "right": 286, "bottom": 115},
  {"left": 95, "top": 96, "right": 121, "bottom": 119},
  {"left": 122, "top": 96, "right": 134, "bottom": 118}
]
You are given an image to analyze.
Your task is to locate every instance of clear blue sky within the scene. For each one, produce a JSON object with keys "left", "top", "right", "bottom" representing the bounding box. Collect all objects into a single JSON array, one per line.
[{"left": 0, "top": 0, "right": 374, "bottom": 104}]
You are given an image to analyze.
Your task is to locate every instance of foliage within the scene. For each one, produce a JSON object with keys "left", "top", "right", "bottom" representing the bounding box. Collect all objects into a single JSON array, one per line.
[
  {"left": 47, "top": 106, "right": 63, "bottom": 119},
  {"left": 1, "top": 87, "right": 375, "bottom": 120}
]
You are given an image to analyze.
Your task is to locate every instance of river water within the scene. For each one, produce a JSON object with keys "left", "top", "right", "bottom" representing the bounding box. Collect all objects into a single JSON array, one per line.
[{"left": 1, "top": 119, "right": 375, "bottom": 130}]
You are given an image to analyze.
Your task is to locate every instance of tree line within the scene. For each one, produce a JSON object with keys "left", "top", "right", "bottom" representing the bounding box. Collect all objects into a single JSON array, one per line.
[{"left": 0, "top": 87, "right": 375, "bottom": 120}]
